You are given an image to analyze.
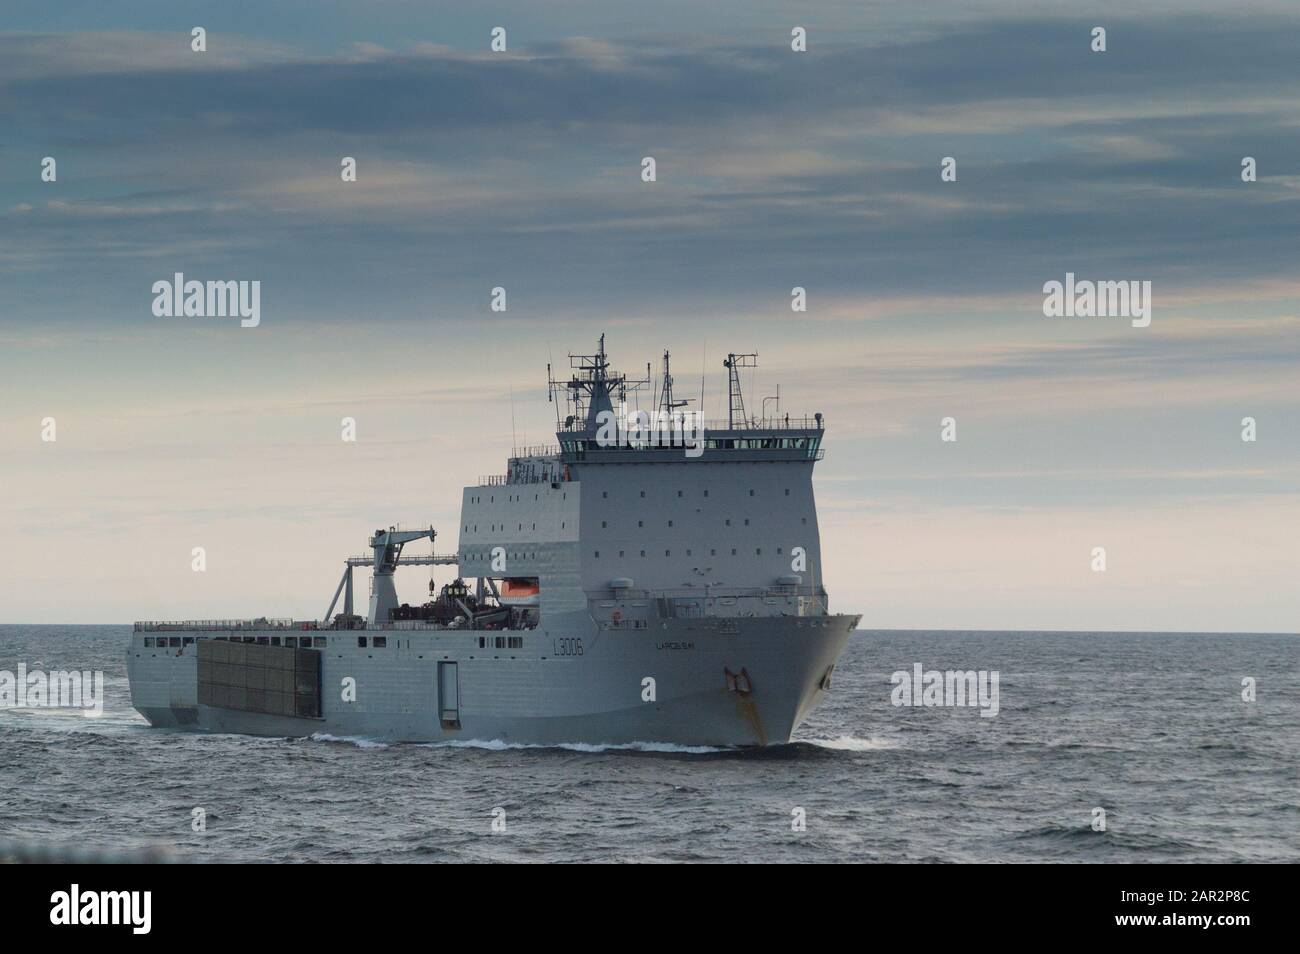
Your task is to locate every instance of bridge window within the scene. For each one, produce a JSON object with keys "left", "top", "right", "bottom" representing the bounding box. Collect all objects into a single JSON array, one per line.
[
  {"left": 357, "top": 636, "right": 368, "bottom": 648},
  {"left": 785, "top": 489, "right": 790, "bottom": 496},
  {"left": 144, "top": 637, "right": 154, "bottom": 647},
  {"left": 594, "top": 551, "right": 600, "bottom": 558},
  {"left": 373, "top": 636, "right": 387, "bottom": 648},
  {"left": 314, "top": 637, "right": 326, "bottom": 648},
  {"left": 601, "top": 521, "right": 606, "bottom": 528}
]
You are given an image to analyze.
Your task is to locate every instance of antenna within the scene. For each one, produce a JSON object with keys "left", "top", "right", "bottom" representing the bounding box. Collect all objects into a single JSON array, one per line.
[
  {"left": 509, "top": 382, "right": 518, "bottom": 453},
  {"left": 723, "top": 352, "right": 758, "bottom": 428},
  {"left": 661, "top": 350, "right": 671, "bottom": 414},
  {"left": 546, "top": 342, "right": 557, "bottom": 426},
  {"left": 547, "top": 334, "right": 647, "bottom": 432},
  {"left": 700, "top": 341, "right": 707, "bottom": 423},
  {"left": 761, "top": 385, "right": 780, "bottom": 425},
  {"left": 660, "top": 350, "right": 692, "bottom": 417}
]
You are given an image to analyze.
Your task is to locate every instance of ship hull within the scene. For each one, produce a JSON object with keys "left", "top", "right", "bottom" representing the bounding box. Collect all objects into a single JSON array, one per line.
[{"left": 127, "top": 614, "right": 859, "bottom": 746}]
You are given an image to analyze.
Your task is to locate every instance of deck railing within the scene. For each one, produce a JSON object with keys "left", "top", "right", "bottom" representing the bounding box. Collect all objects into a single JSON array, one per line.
[
  {"left": 134, "top": 618, "right": 306, "bottom": 632},
  {"left": 558, "top": 415, "right": 824, "bottom": 433},
  {"left": 511, "top": 444, "right": 561, "bottom": 458}
]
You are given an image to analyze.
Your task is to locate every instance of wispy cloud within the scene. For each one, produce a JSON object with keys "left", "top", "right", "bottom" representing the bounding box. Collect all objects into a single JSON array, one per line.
[{"left": 2, "top": 7, "right": 1298, "bottom": 627}]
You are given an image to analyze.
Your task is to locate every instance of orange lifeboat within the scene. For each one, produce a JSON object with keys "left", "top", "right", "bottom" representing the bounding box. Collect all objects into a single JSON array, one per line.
[{"left": 499, "top": 578, "right": 541, "bottom": 606}]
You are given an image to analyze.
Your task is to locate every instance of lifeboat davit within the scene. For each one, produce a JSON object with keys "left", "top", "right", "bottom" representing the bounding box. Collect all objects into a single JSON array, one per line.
[{"left": 499, "top": 578, "right": 540, "bottom": 606}]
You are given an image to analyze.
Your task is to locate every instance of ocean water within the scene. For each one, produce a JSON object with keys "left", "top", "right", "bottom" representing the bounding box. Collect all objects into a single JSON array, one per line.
[{"left": 1, "top": 625, "right": 1296, "bottom": 863}]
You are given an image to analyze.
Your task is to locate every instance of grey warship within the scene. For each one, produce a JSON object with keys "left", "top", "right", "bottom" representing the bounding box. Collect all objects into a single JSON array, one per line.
[{"left": 127, "top": 338, "right": 861, "bottom": 746}]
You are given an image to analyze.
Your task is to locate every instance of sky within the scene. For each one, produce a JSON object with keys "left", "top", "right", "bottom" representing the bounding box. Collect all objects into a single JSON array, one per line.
[{"left": 1, "top": 2, "right": 1298, "bottom": 630}]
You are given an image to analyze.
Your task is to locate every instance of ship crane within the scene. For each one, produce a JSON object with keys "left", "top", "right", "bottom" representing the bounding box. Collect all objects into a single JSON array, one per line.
[{"left": 323, "top": 526, "right": 459, "bottom": 625}]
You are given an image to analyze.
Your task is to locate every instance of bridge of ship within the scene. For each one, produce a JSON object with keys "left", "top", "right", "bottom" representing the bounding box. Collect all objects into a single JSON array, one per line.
[{"left": 553, "top": 418, "right": 825, "bottom": 463}]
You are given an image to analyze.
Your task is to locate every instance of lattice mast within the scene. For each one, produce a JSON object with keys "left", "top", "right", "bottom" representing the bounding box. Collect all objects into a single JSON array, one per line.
[{"left": 723, "top": 352, "right": 758, "bottom": 428}]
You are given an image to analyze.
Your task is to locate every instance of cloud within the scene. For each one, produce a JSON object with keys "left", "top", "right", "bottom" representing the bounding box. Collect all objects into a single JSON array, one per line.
[
  {"left": 0, "top": 30, "right": 293, "bottom": 80},
  {"left": 2, "top": 9, "right": 1299, "bottom": 628},
  {"left": 3, "top": 16, "right": 1298, "bottom": 317}
]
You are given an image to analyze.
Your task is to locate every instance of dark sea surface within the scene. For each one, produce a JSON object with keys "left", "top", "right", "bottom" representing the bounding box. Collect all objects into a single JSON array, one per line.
[{"left": 1, "top": 624, "right": 1296, "bottom": 863}]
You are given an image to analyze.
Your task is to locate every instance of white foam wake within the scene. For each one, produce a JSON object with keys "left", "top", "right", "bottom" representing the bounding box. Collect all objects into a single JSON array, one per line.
[
  {"left": 309, "top": 733, "right": 893, "bottom": 754},
  {"left": 804, "top": 735, "right": 898, "bottom": 751},
  {"left": 424, "top": 738, "right": 729, "bottom": 754},
  {"left": 309, "top": 732, "right": 389, "bottom": 749}
]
